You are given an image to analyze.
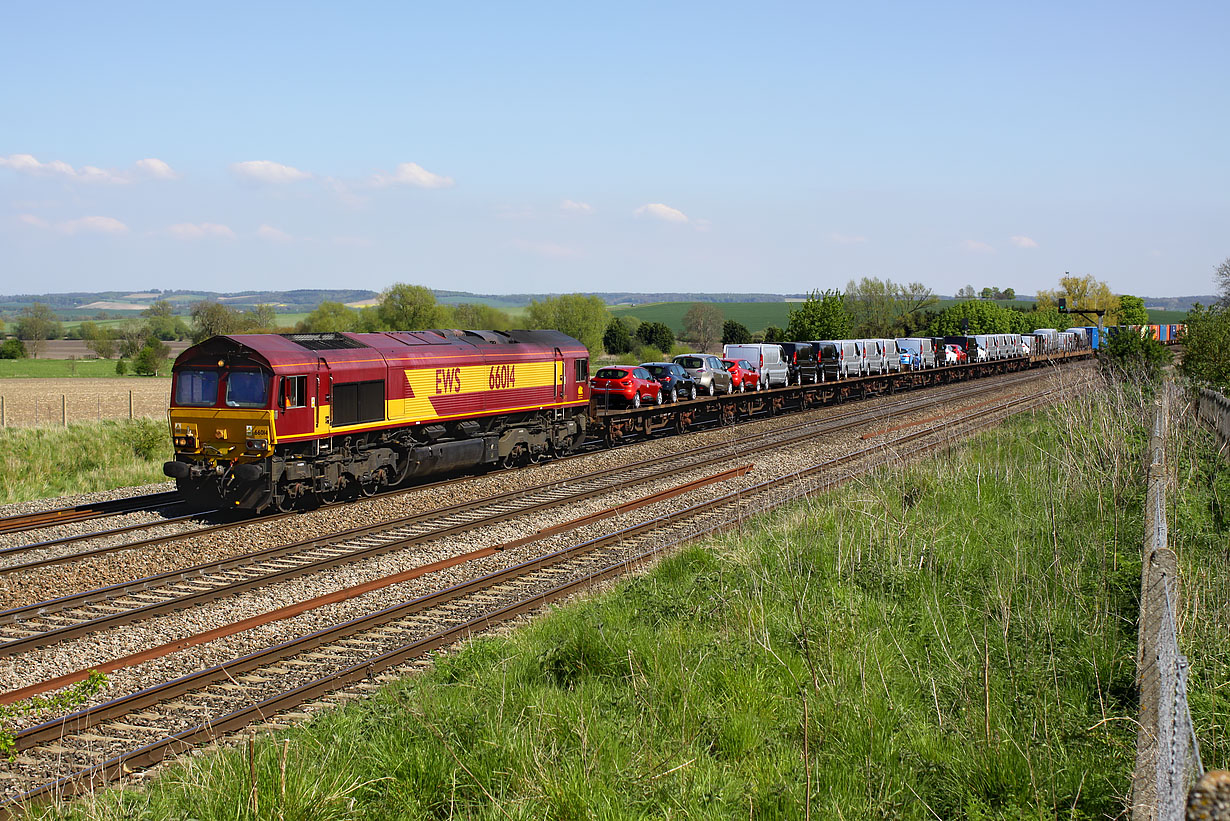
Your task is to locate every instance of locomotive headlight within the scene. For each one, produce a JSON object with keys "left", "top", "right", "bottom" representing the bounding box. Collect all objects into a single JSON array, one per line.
[{"left": 245, "top": 438, "right": 269, "bottom": 452}]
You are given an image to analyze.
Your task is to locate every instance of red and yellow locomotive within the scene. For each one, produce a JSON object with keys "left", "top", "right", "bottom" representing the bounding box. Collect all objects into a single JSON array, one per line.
[{"left": 164, "top": 329, "right": 590, "bottom": 511}]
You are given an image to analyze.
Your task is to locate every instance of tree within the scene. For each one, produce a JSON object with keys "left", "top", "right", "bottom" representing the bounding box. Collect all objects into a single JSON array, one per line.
[
  {"left": 1103, "top": 327, "right": 1172, "bottom": 386},
  {"left": 244, "top": 304, "right": 279, "bottom": 333},
  {"left": 451, "top": 302, "right": 513, "bottom": 330},
  {"left": 980, "top": 287, "right": 994, "bottom": 300},
  {"left": 1002, "top": 287, "right": 1015, "bottom": 300},
  {"left": 1036, "top": 274, "right": 1121, "bottom": 326},
  {"left": 0, "top": 339, "right": 25, "bottom": 359},
  {"left": 80, "top": 321, "right": 117, "bottom": 359},
  {"left": 142, "top": 300, "right": 190, "bottom": 340},
  {"left": 762, "top": 325, "right": 785, "bottom": 343},
  {"left": 636, "top": 321, "right": 675, "bottom": 353},
  {"left": 524, "top": 294, "right": 608, "bottom": 355},
  {"left": 786, "top": 289, "right": 850, "bottom": 342},
  {"left": 297, "top": 301, "right": 360, "bottom": 333},
  {"left": 844, "top": 278, "right": 937, "bottom": 338},
  {"left": 133, "top": 338, "right": 171, "bottom": 376},
  {"left": 603, "top": 318, "right": 634, "bottom": 355},
  {"left": 681, "top": 303, "right": 723, "bottom": 352},
  {"left": 1179, "top": 303, "right": 1230, "bottom": 390},
  {"left": 927, "top": 300, "right": 1033, "bottom": 336},
  {"left": 1118, "top": 294, "right": 1149, "bottom": 325},
  {"left": 1216, "top": 257, "right": 1230, "bottom": 306},
  {"left": 721, "top": 319, "right": 752, "bottom": 346},
  {"left": 116, "top": 319, "right": 150, "bottom": 358},
  {"left": 190, "top": 301, "right": 244, "bottom": 341},
  {"left": 15, "top": 303, "right": 61, "bottom": 358},
  {"left": 956, "top": 285, "right": 977, "bottom": 300},
  {"left": 373, "top": 283, "right": 448, "bottom": 331}
]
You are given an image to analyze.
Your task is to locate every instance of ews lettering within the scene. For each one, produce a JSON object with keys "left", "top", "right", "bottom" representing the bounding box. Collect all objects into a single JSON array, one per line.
[
  {"left": 435, "top": 367, "right": 462, "bottom": 394},
  {"left": 488, "top": 364, "right": 516, "bottom": 390}
]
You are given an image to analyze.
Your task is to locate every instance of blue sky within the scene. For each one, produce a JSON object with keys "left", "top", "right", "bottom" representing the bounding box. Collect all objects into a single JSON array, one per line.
[{"left": 2, "top": 1, "right": 1227, "bottom": 298}]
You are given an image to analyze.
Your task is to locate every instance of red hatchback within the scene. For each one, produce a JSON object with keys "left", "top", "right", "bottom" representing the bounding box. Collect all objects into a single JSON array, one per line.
[
  {"left": 721, "top": 358, "right": 760, "bottom": 392},
  {"left": 590, "top": 365, "right": 663, "bottom": 408}
]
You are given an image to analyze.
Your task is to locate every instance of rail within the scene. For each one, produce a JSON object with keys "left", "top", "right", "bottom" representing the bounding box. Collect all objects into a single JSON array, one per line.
[
  {"left": 1195, "top": 387, "right": 1230, "bottom": 462},
  {"left": 1132, "top": 387, "right": 1228, "bottom": 820}
]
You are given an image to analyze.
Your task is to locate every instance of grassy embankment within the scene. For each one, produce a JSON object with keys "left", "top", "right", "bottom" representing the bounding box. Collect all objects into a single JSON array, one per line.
[
  {"left": 32, "top": 381, "right": 1222, "bottom": 820},
  {"left": 0, "top": 419, "right": 169, "bottom": 504}
]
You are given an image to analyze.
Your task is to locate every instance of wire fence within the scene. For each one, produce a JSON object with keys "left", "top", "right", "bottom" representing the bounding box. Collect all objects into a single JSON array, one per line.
[
  {"left": 1132, "top": 386, "right": 1227, "bottom": 820},
  {"left": 1196, "top": 387, "right": 1230, "bottom": 463}
]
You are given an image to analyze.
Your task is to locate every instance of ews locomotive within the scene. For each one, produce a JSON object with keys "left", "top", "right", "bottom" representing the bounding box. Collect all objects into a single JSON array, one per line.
[{"left": 164, "top": 329, "right": 590, "bottom": 511}]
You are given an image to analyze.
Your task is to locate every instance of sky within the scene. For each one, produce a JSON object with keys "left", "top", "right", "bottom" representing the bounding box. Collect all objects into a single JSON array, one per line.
[{"left": 2, "top": 1, "right": 1228, "bottom": 299}]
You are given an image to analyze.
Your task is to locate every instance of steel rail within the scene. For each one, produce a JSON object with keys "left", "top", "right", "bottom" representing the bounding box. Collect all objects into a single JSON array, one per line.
[
  {"left": 0, "top": 373, "right": 1031, "bottom": 649},
  {"left": 0, "top": 492, "right": 184, "bottom": 537}
]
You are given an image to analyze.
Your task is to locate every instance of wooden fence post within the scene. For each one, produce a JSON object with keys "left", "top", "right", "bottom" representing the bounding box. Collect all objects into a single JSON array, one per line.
[
  {"left": 129, "top": 390, "right": 133, "bottom": 420},
  {"left": 62, "top": 395, "right": 67, "bottom": 427},
  {"left": 1, "top": 395, "right": 4, "bottom": 428}
]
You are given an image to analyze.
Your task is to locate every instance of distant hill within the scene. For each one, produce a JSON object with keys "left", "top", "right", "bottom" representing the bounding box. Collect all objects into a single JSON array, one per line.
[{"left": 1140, "top": 295, "right": 1218, "bottom": 312}]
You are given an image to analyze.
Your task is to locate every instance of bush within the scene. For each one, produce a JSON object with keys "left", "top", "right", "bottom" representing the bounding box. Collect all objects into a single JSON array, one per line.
[
  {"left": 603, "top": 318, "right": 634, "bottom": 355},
  {"left": 636, "top": 321, "right": 675, "bottom": 352},
  {"left": 0, "top": 339, "right": 26, "bottom": 359},
  {"left": 115, "top": 359, "right": 128, "bottom": 375}
]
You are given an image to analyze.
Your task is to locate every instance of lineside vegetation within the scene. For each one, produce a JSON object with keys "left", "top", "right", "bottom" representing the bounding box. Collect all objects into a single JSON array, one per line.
[{"left": 0, "top": 419, "right": 168, "bottom": 504}]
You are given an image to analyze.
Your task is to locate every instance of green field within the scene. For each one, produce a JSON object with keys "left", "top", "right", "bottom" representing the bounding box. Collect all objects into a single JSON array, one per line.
[
  {"left": 1145, "top": 309, "right": 1187, "bottom": 324},
  {"left": 0, "top": 359, "right": 129, "bottom": 378}
]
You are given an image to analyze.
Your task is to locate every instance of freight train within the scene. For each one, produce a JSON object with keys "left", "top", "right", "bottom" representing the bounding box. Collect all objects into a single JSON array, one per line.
[{"left": 163, "top": 330, "right": 591, "bottom": 511}]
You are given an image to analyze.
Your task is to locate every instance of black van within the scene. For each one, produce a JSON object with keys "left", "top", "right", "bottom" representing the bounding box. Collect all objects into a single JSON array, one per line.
[{"left": 778, "top": 342, "right": 819, "bottom": 385}]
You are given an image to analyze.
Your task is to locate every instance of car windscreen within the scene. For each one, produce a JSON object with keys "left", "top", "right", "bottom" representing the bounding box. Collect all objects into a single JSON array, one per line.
[
  {"left": 225, "top": 371, "right": 271, "bottom": 408},
  {"left": 643, "top": 366, "right": 669, "bottom": 377},
  {"left": 594, "top": 368, "right": 627, "bottom": 379},
  {"left": 175, "top": 369, "right": 219, "bottom": 406},
  {"left": 676, "top": 357, "right": 704, "bottom": 369}
]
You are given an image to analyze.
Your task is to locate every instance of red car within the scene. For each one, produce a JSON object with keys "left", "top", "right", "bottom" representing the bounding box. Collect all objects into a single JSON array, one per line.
[
  {"left": 721, "top": 358, "right": 760, "bottom": 392},
  {"left": 943, "top": 344, "right": 967, "bottom": 365},
  {"left": 590, "top": 365, "right": 663, "bottom": 408}
]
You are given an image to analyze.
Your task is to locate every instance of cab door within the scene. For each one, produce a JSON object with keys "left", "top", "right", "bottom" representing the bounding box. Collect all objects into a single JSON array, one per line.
[
  {"left": 554, "top": 347, "right": 565, "bottom": 402},
  {"left": 274, "top": 371, "right": 316, "bottom": 441}
]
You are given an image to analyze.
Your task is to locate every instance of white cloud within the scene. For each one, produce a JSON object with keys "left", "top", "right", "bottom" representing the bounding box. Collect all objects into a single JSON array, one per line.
[
  {"left": 961, "top": 239, "right": 995, "bottom": 253},
  {"left": 17, "top": 214, "right": 49, "bottom": 229},
  {"left": 0, "top": 153, "right": 179, "bottom": 184},
  {"left": 369, "top": 162, "right": 454, "bottom": 189},
  {"left": 830, "top": 232, "right": 868, "bottom": 245},
  {"left": 512, "top": 239, "right": 579, "bottom": 259},
  {"left": 635, "top": 202, "right": 690, "bottom": 223},
  {"left": 58, "top": 216, "right": 129, "bottom": 235},
  {"left": 561, "top": 199, "right": 593, "bottom": 214},
  {"left": 231, "top": 160, "right": 311, "bottom": 184},
  {"left": 1009, "top": 235, "right": 1039, "bottom": 248},
  {"left": 168, "top": 222, "right": 235, "bottom": 240},
  {"left": 257, "top": 224, "right": 293, "bottom": 242},
  {"left": 134, "top": 158, "right": 179, "bottom": 180}
]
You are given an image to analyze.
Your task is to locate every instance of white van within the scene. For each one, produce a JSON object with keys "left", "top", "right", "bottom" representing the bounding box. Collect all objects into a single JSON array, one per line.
[{"left": 723, "top": 343, "right": 789, "bottom": 388}]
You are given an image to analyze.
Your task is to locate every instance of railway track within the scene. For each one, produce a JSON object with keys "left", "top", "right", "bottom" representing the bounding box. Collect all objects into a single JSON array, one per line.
[
  {"left": 0, "top": 375, "right": 1084, "bottom": 811},
  {"left": 0, "top": 367, "right": 1061, "bottom": 576},
  {"left": 0, "top": 372, "right": 1047, "bottom": 656},
  {"left": 0, "top": 492, "right": 185, "bottom": 538}
]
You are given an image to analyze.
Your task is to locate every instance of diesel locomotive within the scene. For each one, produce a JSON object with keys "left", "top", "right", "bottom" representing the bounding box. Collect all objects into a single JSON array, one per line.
[{"left": 164, "top": 329, "right": 591, "bottom": 511}]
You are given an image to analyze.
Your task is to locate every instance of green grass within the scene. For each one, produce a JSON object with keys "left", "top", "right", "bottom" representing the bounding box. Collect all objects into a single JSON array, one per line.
[
  {"left": 0, "top": 419, "right": 169, "bottom": 503},
  {"left": 0, "top": 359, "right": 132, "bottom": 378},
  {"left": 1145, "top": 309, "right": 1187, "bottom": 324},
  {"left": 37, "top": 385, "right": 1169, "bottom": 820}
]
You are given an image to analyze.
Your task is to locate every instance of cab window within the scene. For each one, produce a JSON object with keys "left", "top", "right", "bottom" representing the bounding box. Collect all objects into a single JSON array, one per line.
[
  {"left": 574, "top": 358, "right": 589, "bottom": 382},
  {"left": 282, "top": 375, "right": 307, "bottom": 408},
  {"left": 226, "top": 371, "right": 271, "bottom": 408},
  {"left": 175, "top": 370, "right": 219, "bottom": 407}
]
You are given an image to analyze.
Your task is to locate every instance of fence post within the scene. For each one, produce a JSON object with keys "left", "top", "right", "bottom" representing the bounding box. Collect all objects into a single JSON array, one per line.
[
  {"left": 1, "top": 395, "right": 4, "bottom": 427},
  {"left": 62, "top": 394, "right": 66, "bottom": 427},
  {"left": 129, "top": 390, "right": 133, "bottom": 420}
]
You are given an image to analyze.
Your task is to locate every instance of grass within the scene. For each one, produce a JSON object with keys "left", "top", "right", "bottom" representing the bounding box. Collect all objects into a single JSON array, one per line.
[
  {"left": 0, "top": 418, "right": 169, "bottom": 504},
  {"left": 33, "top": 381, "right": 1180, "bottom": 820},
  {"left": 0, "top": 359, "right": 132, "bottom": 378}
]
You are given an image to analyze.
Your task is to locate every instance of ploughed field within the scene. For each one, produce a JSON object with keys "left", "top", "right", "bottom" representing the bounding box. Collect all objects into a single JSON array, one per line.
[{"left": 0, "top": 378, "right": 170, "bottom": 427}]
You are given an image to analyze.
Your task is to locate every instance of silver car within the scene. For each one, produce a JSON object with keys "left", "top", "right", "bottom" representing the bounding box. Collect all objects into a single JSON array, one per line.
[{"left": 673, "top": 354, "right": 734, "bottom": 396}]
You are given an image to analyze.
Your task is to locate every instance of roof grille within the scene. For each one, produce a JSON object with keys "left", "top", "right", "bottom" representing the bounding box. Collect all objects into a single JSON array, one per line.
[{"left": 280, "top": 333, "right": 369, "bottom": 351}]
